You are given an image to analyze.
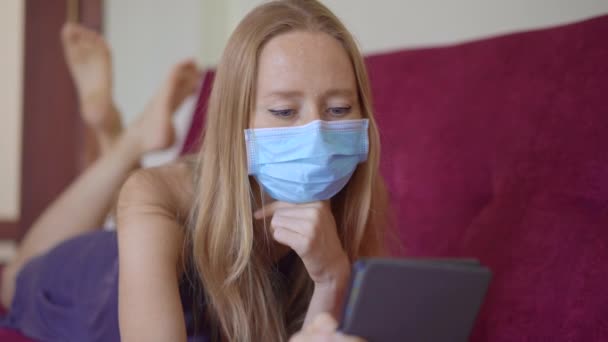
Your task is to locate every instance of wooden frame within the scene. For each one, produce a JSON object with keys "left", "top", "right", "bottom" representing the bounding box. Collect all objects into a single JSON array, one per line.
[{"left": 0, "top": 0, "right": 103, "bottom": 240}]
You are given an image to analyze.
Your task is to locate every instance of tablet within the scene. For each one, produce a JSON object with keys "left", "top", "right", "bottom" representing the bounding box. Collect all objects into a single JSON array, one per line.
[{"left": 339, "top": 258, "right": 491, "bottom": 342}]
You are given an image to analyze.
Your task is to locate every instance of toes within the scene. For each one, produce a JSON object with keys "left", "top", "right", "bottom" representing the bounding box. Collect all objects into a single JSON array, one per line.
[
  {"left": 97, "top": 36, "right": 111, "bottom": 54},
  {"left": 78, "top": 28, "right": 95, "bottom": 45},
  {"left": 163, "top": 60, "right": 201, "bottom": 109},
  {"left": 62, "top": 22, "right": 100, "bottom": 46},
  {"left": 174, "top": 59, "right": 198, "bottom": 75},
  {"left": 179, "top": 58, "right": 197, "bottom": 68},
  {"left": 61, "top": 22, "right": 82, "bottom": 44},
  {"left": 169, "top": 61, "right": 200, "bottom": 87},
  {"left": 186, "top": 74, "right": 201, "bottom": 94},
  {"left": 179, "top": 70, "right": 201, "bottom": 95},
  {"left": 83, "top": 27, "right": 100, "bottom": 42}
]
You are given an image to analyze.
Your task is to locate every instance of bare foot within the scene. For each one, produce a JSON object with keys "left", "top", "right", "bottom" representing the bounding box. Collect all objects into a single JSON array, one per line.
[
  {"left": 61, "top": 22, "right": 121, "bottom": 153},
  {"left": 127, "top": 60, "right": 200, "bottom": 154}
]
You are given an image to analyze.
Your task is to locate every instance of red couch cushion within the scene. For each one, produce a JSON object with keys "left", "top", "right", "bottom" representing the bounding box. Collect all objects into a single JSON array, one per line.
[
  {"left": 366, "top": 15, "right": 608, "bottom": 341},
  {"left": 0, "top": 329, "right": 32, "bottom": 342},
  {"left": 182, "top": 15, "right": 608, "bottom": 341}
]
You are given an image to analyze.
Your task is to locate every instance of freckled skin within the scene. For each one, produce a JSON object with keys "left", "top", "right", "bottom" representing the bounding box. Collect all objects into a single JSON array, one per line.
[
  {"left": 248, "top": 30, "right": 366, "bottom": 281},
  {"left": 251, "top": 31, "right": 362, "bottom": 128}
]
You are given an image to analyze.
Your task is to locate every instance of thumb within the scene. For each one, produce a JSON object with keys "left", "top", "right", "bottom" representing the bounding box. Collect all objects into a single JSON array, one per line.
[
  {"left": 307, "top": 313, "right": 338, "bottom": 333},
  {"left": 253, "top": 201, "right": 294, "bottom": 219}
]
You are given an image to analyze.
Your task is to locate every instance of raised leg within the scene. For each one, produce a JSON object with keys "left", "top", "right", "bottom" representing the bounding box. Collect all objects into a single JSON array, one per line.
[{"left": 0, "top": 23, "right": 200, "bottom": 308}]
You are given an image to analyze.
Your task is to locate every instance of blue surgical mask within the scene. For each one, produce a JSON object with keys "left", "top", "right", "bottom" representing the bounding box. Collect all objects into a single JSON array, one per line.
[{"left": 244, "top": 119, "right": 369, "bottom": 203}]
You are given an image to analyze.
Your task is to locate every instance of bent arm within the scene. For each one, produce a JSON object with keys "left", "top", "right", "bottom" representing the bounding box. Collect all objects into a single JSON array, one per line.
[{"left": 116, "top": 163, "right": 194, "bottom": 342}]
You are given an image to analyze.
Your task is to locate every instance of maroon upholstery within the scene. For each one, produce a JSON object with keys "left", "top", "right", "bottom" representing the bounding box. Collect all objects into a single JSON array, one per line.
[
  {"left": 0, "top": 329, "right": 31, "bottom": 342},
  {"left": 366, "top": 15, "right": 608, "bottom": 341},
  {"left": 182, "top": 15, "right": 608, "bottom": 341},
  {"left": 182, "top": 70, "right": 215, "bottom": 155}
]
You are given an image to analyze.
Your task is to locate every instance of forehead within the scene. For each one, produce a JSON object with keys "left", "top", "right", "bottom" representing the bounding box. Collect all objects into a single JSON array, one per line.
[{"left": 256, "top": 30, "right": 356, "bottom": 95}]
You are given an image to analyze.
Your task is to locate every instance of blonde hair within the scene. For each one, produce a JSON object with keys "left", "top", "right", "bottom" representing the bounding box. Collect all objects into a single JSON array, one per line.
[{"left": 187, "top": 0, "right": 389, "bottom": 340}]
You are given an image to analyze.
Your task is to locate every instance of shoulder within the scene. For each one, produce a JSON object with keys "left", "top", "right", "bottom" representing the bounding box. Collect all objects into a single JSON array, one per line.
[
  {"left": 118, "top": 157, "right": 196, "bottom": 222},
  {"left": 116, "top": 157, "right": 198, "bottom": 272}
]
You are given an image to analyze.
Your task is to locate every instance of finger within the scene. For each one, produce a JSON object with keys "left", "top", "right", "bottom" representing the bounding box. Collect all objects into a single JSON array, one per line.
[
  {"left": 254, "top": 201, "right": 298, "bottom": 219},
  {"left": 272, "top": 226, "right": 309, "bottom": 255},
  {"left": 270, "top": 212, "right": 316, "bottom": 239},
  {"left": 335, "top": 333, "right": 366, "bottom": 342},
  {"left": 270, "top": 209, "right": 317, "bottom": 236},
  {"left": 308, "top": 313, "right": 338, "bottom": 333},
  {"left": 275, "top": 206, "right": 320, "bottom": 219},
  {"left": 290, "top": 332, "right": 328, "bottom": 342},
  {"left": 289, "top": 331, "right": 313, "bottom": 342},
  {"left": 300, "top": 200, "right": 327, "bottom": 209},
  {"left": 291, "top": 332, "right": 361, "bottom": 342},
  {"left": 254, "top": 200, "right": 328, "bottom": 219}
]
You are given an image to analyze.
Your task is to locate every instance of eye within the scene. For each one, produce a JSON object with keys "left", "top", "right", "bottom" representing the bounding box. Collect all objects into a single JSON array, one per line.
[
  {"left": 327, "top": 106, "right": 352, "bottom": 117},
  {"left": 268, "top": 109, "right": 295, "bottom": 118}
]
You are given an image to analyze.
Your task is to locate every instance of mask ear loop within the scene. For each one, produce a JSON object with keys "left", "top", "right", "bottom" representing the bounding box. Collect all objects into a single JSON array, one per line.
[
  {"left": 247, "top": 129, "right": 277, "bottom": 260},
  {"left": 250, "top": 173, "right": 273, "bottom": 259}
]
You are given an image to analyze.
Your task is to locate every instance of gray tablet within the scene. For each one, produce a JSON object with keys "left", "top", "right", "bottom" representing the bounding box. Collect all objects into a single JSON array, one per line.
[{"left": 339, "top": 258, "right": 491, "bottom": 342}]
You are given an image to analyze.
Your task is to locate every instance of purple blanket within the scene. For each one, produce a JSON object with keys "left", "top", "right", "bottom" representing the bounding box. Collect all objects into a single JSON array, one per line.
[{"left": 0, "top": 230, "right": 209, "bottom": 342}]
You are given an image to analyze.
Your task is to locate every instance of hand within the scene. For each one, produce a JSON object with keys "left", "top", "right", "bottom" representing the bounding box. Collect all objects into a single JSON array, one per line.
[
  {"left": 290, "top": 313, "right": 366, "bottom": 342},
  {"left": 254, "top": 200, "right": 350, "bottom": 286}
]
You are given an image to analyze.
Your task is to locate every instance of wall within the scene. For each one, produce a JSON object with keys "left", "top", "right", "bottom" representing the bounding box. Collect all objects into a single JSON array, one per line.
[
  {"left": 324, "top": 0, "right": 608, "bottom": 53},
  {"left": 0, "top": 0, "right": 24, "bottom": 221},
  {"left": 104, "top": 0, "right": 202, "bottom": 165},
  {"left": 204, "top": 0, "right": 608, "bottom": 64}
]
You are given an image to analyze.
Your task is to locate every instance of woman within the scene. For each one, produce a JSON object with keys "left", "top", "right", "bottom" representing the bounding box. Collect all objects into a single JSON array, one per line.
[
  {"left": 118, "top": 1, "right": 388, "bottom": 340},
  {"left": 2, "top": 1, "right": 388, "bottom": 341}
]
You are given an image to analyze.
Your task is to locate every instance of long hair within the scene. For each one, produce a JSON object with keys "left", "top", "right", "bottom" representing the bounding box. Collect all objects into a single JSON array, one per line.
[{"left": 186, "top": 1, "right": 389, "bottom": 340}]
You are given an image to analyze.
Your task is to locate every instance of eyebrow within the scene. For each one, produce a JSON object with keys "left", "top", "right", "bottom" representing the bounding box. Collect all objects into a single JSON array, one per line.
[{"left": 262, "top": 88, "right": 356, "bottom": 99}]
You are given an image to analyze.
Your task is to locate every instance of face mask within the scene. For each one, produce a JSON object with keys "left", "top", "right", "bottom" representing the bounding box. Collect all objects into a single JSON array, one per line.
[{"left": 244, "top": 119, "right": 369, "bottom": 203}]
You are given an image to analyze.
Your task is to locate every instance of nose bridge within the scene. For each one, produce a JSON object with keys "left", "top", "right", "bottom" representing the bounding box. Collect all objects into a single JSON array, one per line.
[{"left": 300, "top": 98, "right": 322, "bottom": 124}]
